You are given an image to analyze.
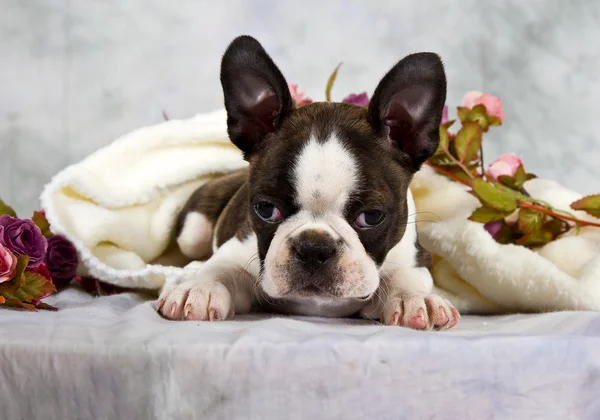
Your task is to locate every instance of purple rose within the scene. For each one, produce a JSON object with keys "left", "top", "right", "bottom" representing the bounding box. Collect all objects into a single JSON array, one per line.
[
  {"left": 342, "top": 92, "right": 369, "bottom": 107},
  {"left": 0, "top": 215, "right": 47, "bottom": 269},
  {"left": 45, "top": 235, "right": 78, "bottom": 289}
]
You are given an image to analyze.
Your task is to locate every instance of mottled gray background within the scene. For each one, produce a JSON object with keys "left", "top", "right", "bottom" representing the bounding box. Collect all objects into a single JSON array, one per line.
[{"left": 1, "top": 0, "right": 598, "bottom": 217}]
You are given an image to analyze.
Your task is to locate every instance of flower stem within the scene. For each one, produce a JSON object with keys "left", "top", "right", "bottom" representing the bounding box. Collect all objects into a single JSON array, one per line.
[
  {"left": 518, "top": 201, "right": 600, "bottom": 228},
  {"left": 479, "top": 144, "right": 485, "bottom": 177},
  {"left": 424, "top": 161, "right": 472, "bottom": 186},
  {"left": 445, "top": 150, "right": 475, "bottom": 180}
]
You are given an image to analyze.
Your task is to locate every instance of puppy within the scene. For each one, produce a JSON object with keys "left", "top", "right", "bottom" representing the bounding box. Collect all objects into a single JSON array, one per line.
[{"left": 157, "top": 35, "right": 459, "bottom": 330}]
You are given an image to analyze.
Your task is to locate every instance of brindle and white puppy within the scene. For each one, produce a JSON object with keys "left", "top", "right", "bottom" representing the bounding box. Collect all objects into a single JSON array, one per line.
[{"left": 157, "top": 35, "right": 460, "bottom": 330}]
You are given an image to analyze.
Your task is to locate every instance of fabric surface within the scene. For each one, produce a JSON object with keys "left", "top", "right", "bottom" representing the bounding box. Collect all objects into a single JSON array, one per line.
[
  {"left": 41, "top": 109, "right": 600, "bottom": 313},
  {"left": 1, "top": 288, "right": 600, "bottom": 419}
]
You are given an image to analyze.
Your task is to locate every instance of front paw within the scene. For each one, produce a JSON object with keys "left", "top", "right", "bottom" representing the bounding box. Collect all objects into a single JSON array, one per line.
[
  {"left": 383, "top": 294, "right": 460, "bottom": 331},
  {"left": 156, "top": 279, "right": 234, "bottom": 321}
]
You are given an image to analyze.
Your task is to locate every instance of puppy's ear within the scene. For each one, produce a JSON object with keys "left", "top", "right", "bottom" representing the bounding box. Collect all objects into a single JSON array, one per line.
[
  {"left": 368, "top": 53, "right": 446, "bottom": 171},
  {"left": 220, "top": 35, "right": 294, "bottom": 159}
]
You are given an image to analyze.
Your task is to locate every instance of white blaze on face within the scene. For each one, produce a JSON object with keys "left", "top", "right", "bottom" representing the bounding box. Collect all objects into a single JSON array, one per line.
[
  {"left": 293, "top": 135, "right": 359, "bottom": 214},
  {"left": 261, "top": 134, "right": 380, "bottom": 299}
]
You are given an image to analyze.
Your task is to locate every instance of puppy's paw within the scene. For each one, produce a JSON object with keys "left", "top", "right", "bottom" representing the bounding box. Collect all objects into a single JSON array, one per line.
[
  {"left": 156, "top": 279, "right": 234, "bottom": 321},
  {"left": 383, "top": 294, "right": 459, "bottom": 331}
]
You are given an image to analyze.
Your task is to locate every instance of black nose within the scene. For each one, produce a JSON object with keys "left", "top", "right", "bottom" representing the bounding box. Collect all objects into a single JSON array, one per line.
[{"left": 291, "top": 231, "right": 338, "bottom": 274}]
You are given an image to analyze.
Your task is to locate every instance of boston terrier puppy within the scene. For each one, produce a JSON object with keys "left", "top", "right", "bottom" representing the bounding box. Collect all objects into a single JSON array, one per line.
[{"left": 156, "top": 35, "right": 460, "bottom": 330}]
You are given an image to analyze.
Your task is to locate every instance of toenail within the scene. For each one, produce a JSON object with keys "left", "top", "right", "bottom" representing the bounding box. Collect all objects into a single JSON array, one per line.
[
  {"left": 208, "top": 308, "right": 216, "bottom": 321},
  {"left": 439, "top": 306, "right": 448, "bottom": 321}
]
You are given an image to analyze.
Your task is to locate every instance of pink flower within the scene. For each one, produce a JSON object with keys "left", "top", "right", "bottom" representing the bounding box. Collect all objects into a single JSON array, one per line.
[
  {"left": 288, "top": 84, "right": 312, "bottom": 106},
  {"left": 342, "top": 92, "right": 369, "bottom": 107},
  {"left": 441, "top": 105, "right": 449, "bottom": 124},
  {"left": 462, "top": 91, "right": 505, "bottom": 121},
  {"left": 486, "top": 153, "right": 523, "bottom": 181},
  {"left": 0, "top": 242, "right": 17, "bottom": 283}
]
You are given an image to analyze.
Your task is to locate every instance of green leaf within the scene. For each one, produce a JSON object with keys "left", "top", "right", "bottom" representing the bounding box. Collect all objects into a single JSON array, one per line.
[
  {"left": 471, "top": 179, "right": 518, "bottom": 212},
  {"left": 456, "top": 104, "right": 502, "bottom": 132},
  {"left": 21, "top": 302, "right": 37, "bottom": 311},
  {"left": 514, "top": 165, "right": 527, "bottom": 189},
  {"left": 543, "top": 219, "right": 568, "bottom": 236},
  {"left": 325, "top": 63, "right": 342, "bottom": 102},
  {"left": 0, "top": 199, "right": 17, "bottom": 217},
  {"left": 1, "top": 297, "right": 27, "bottom": 310},
  {"left": 442, "top": 120, "right": 456, "bottom": 130},
  {"left": 498, "top": 175, "right": 518, "bottom": 189},
  {"left": 453, "top": 122, "right": 482, "bottom": 163},
  {"left": 449, "top": 168, "right": 477, "bottom": 184},
  {"left": 31, "top": 211, "right": 52, "bottom": 238},
  {"left": 469, "top": 206, "right": 512, "bottom": 223},
  {"left": 435, "top": 125, "right": 452, "bottom": 155},
  {"left": 495, "top": 222, "right": 514, "bottom": 244},
  {"left": 36, "top": 302, "right": 58, "bottom": 311},
  {"left": 570, "top": 194, "right": 600, "bottom": 218},
  {"left": 516, "top": 230, "right": 554, "bottom": 247},
  {"left": 518, "top": 208, "right": 544, "bottom": 234},
  {"left": 494, "top": 183, "right": 531, "bottom": 201},
  {"left": 429, "top": 154, "right": 460, "bottom": 167},
  {"left": 0, "top": 270, "right": 56, "bottom": 306},
  {"left": 526, "top": 173, "right": 537, "bottom": 180},
  {"left": 15, "top": 255, "right": 29, "bottom": 278},
  {"left": 465, "top": 104, "right": 490, "bottom": 131},
  {"left": 456, "top": 106, "right": 470, "bottom": 123},
  {"left": 1, "top": 297, "right": 37, "bottom": 311},
  {"left": 487, "top": 115, "right": 502, "bottom": 127}
]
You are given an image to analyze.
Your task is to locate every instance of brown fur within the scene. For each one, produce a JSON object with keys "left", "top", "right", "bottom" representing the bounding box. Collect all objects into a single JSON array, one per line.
[{"left": 175, "top": 168, "right": 248, "bottom": 235}]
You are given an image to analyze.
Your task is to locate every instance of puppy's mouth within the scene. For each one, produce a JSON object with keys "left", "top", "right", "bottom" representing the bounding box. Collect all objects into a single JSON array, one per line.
[{"left": 292, "top": 285, "right": 373, "bottom": 301}]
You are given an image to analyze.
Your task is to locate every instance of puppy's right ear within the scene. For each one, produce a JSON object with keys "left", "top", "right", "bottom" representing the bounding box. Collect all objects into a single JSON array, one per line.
[{"left": 220, "top": 35, "right": 294, "bottom": 159}]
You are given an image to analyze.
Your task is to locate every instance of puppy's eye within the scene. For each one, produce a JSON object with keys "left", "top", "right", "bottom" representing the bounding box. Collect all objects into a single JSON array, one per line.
[
  {"left": 355, "top": 211, "right": 385, "bottom": 228},
  {"left": 255, "top": 202, "right": 283, "bottom": 223}
]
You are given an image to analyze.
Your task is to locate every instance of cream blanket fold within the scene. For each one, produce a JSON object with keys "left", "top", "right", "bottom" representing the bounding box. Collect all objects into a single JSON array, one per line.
[{"left": 41, "top": 110, "right": 600, "bottom": 313}]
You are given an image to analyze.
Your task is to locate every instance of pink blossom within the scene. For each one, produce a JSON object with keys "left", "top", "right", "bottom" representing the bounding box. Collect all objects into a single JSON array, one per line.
[
  {"left": 0, "top": 242, "right": 17, "bottom": 283},
  {"left": 342, "top": 92, "right": 369, "bottom": 107},
  {"left": 462, "top": 91, "right": 505, "bottom": 121},
  {"left": 288, "top": 84, "right": 312, "bottom": 106},
  {"left": 486, "top": 153, "right": 523, "bottom": 181},
  {"left": 441, "top": 105, "right": 449, "bottom": 124}
]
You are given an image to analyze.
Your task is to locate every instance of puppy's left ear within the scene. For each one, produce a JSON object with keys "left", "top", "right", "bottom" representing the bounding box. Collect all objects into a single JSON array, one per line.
[
  {"left": 220, "top": 35, "right": 294, "bottom": 159},
  {"left": 368, "top": 53, "right": 446, "bottom": 171}
]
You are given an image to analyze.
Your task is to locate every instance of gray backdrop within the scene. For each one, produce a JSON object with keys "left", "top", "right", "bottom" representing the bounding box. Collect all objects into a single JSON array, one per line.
[{"left": 1, "top": 0, "right": 598, "bottom": 217}]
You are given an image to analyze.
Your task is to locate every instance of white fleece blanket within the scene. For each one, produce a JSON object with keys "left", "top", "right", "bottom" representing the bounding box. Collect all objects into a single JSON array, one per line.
[{"left": 40, "top": 110, "right": 600, "bottom": 314}]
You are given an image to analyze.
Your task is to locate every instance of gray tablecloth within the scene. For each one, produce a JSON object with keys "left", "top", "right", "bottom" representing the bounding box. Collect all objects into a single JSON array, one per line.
[{"left": 2, "top": 287, "right": 600, "bottom": 419}]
